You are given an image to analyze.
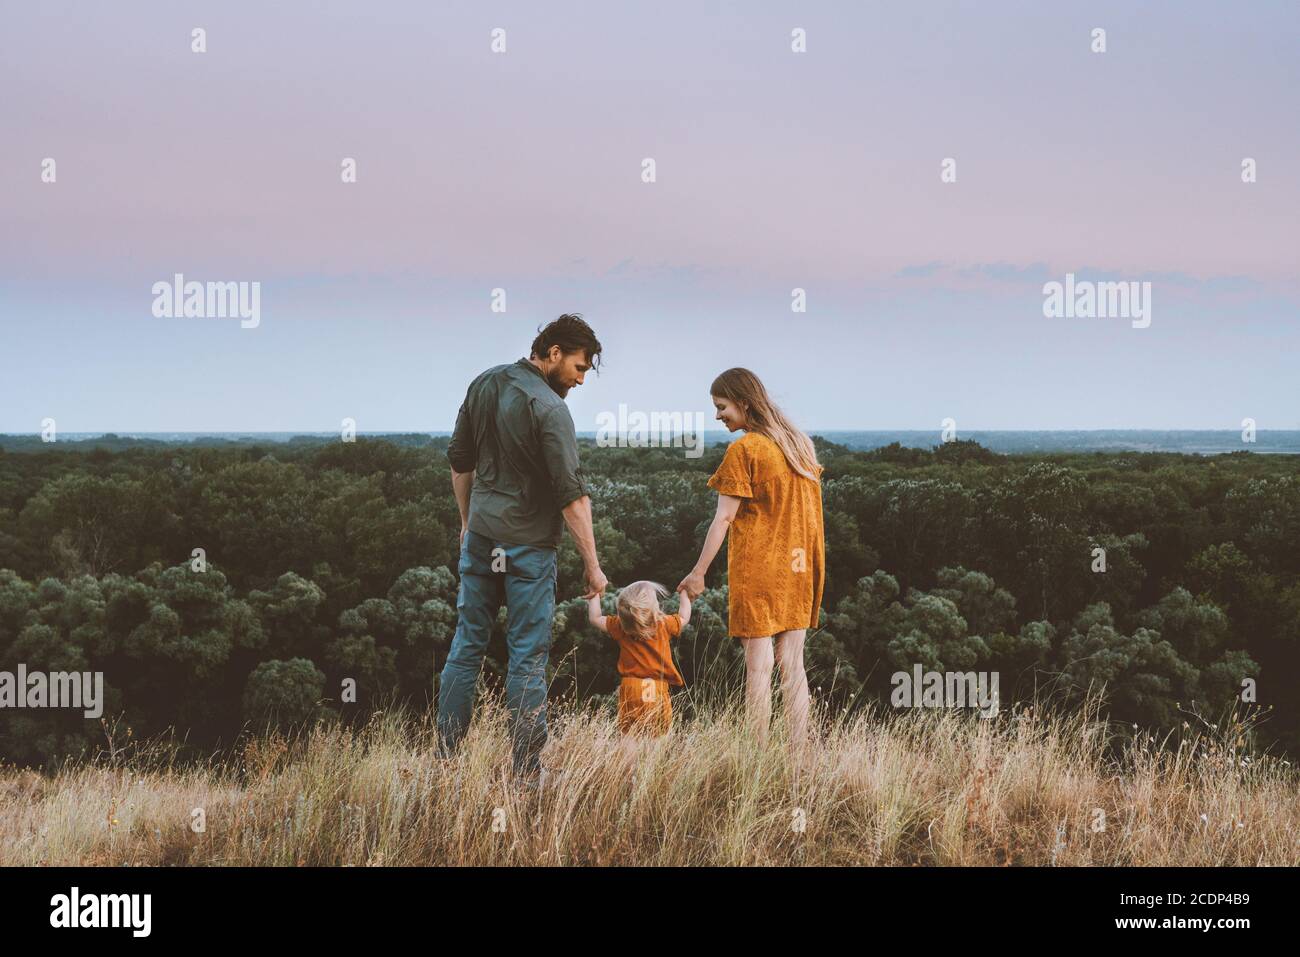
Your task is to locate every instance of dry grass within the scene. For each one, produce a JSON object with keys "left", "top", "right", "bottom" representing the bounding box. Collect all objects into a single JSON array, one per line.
[{"left": 2, "top": 694, "right": 1296, "bottom": 866}]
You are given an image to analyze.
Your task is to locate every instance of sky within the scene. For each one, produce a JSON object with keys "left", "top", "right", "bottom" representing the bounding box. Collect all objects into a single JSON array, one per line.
[{"left": 2, "top": 0, "right": 1298, "bottom": 432}]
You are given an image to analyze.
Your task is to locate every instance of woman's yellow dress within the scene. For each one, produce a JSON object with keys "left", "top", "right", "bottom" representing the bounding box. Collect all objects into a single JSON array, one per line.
[{"left": 707, "top": 431, "right": 825, "bottom": 638}]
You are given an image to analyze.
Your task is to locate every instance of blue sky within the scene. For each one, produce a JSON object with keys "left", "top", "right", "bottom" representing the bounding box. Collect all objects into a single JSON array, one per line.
[{"left": 2, "top": 1, "right": 1297, "bottom": 431}]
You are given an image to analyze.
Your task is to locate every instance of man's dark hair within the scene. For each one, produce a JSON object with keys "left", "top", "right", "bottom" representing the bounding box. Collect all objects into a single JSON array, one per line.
[{"left": 530, "top": 313, "right": 602, "bottom": 371}]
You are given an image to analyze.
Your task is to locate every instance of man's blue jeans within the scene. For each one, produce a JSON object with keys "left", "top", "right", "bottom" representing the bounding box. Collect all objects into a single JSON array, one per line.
[{"left": 436, "top": 529, "right": 557, "bottom": 775}]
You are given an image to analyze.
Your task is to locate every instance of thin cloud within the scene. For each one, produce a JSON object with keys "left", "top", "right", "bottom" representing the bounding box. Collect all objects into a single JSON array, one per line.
[{"left": 895, "top": 262, "right": 947, "bottom": 278}]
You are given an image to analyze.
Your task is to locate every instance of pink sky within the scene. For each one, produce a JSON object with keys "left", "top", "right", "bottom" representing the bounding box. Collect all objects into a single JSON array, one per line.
[{"left": 2, "top": 1, "right": 1297, "bottom": 430}]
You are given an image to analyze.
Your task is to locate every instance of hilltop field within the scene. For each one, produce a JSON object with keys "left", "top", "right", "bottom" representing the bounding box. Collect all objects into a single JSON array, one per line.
[{"left": 0, "top": 435, "right": 1298, "bottom": 864}]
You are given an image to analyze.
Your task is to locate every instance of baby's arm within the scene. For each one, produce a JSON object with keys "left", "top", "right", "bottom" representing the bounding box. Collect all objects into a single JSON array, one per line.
[
  {"left": 587, "top": 594, "right": 609, "bottom": 633},
  {"left": 676, "top": 589, "right": 692, "bottom": 629}
]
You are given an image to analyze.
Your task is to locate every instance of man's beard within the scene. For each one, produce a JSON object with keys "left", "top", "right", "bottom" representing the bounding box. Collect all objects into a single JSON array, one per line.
[{"left": 545, "top": 368, "right": 570, "bottom": 397}]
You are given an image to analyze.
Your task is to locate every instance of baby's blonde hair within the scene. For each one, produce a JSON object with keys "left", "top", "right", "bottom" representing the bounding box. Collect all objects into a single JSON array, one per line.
[{"left": 616, "top": 581, "right": 669, "bottom": 641}]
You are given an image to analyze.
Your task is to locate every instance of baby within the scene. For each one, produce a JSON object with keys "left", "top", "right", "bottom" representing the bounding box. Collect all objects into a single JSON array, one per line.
[{"left": 587, "top": 581, "right": 691, "bottom": 736}]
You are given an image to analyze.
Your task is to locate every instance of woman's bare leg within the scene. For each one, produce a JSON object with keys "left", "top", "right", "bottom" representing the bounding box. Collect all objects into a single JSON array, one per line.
[
  {"left": 741, "top": 637, "right": 774, "bottom": 745},
  {"left": 618, "top": 735, "right": 639, "bottom": 764},
  {"left": 774, "top": 629, "right": 810, "bottom": 766}
]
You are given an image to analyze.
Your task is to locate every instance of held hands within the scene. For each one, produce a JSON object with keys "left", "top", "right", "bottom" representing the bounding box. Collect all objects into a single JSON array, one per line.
[
  {"left": 583, "top": 565, "right": 609, "bottom": 600},
  {"left": 676, "top": 570, "right": 706, "bottom": 600}
]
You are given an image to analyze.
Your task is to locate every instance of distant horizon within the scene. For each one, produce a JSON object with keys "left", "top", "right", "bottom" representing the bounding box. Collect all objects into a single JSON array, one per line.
[
  {"left": 7, "top": 428, "right": 1300, "bottom": 436},
  {"left": 5, "top": 427, "right": 1300, "bottom": 456}
]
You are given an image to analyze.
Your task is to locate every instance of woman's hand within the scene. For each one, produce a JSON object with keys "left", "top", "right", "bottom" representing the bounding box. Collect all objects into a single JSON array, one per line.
[
  {"left": 677, "top": 570, "right": 706, "bottom": 599},
  {"left": 679, "top": 494, "right": 740, "bottom": 601}
]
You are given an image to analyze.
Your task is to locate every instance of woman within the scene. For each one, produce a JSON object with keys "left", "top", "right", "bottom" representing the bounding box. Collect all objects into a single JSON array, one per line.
[{"left": 677, "top": 368, "right": 825, "bottom": 752}]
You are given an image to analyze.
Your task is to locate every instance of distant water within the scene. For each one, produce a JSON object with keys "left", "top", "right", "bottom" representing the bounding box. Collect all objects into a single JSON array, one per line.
[
  {"left": 817, "top": 430, "right": 1300, "bottom": 455},
  {"left": 4, "top": 430, "right": 1300, "bottom": 455}
]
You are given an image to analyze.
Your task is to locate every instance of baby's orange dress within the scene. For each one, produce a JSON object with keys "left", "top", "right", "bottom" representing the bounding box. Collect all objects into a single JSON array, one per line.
[
  {"left": 605, "top": 613, "right": 684, "bottom": 735},
  {"left": 707, "top": 431, "right": 825, "bottom": 638}
]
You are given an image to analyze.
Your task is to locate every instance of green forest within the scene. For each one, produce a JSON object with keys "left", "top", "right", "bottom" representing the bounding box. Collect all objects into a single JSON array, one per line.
[{"left": 0, "top": 434, "right": 1297, "bottom": 768}]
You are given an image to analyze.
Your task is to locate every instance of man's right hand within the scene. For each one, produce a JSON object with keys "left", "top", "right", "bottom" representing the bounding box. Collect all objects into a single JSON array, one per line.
[{"left": 583, "top": 566, "right": 609, "bottom": 599}]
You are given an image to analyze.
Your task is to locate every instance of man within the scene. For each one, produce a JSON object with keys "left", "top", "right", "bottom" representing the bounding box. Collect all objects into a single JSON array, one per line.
[{"left": 438, "top": 313, "right": 608, "bottom": 779}]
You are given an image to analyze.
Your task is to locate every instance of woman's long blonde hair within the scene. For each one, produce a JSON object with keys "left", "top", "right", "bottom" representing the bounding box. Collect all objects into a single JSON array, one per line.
[
  {"left": 616, "top": 581, "right": 669, "bottom": 641},
  {"left": 710, "top": 368, "right": 821, "bottom": 481}
]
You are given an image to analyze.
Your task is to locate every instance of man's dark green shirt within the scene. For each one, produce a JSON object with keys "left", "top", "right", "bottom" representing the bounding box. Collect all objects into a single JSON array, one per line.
[{"left": 448, "top": 358, "right": 587, "bottom": 548}]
